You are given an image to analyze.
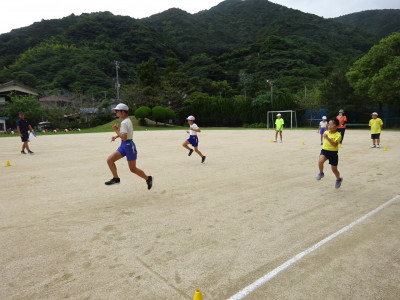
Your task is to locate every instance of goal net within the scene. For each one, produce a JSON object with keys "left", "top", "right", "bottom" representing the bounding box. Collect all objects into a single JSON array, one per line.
[{"left": 267, "top": 110, "right": 297, "bottom": 129}]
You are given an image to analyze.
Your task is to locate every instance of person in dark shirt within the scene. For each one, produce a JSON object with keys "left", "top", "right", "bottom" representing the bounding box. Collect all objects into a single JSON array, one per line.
[{"left": 16, "top": 111, "right": 35, "bottom": 154}]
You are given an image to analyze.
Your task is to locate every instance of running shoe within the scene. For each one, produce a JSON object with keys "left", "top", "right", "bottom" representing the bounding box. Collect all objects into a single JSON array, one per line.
[
  {"left": 21, "top": 150, "right": 26, "bottom": 154},
  {"left": 105, "top": 178, "right": 120, "bottom": 185},
  {"left": 146, "top": 176, "right": 153, "bottom": 190},
  {"left": 28, "top": 151, "right": 34, "bottom": 154},
  {"left": 371, "top": 144, "right": 376, "bottom": 148},
  {"left": 320, "top": 142, "right": 323, "bottom": 145},
  {"left": 377, "top": 144, "right": 380, "bottom": 148},
  {"left": 273, "top": 140, "right": 277, "bottom": 143},
  {"left": 335, "top": 177, "right": 343, "bottom": 189},
  {"left": 316, "top": 173, "right": 324, "bottom": 180},
  {"left": 188, "top": 149, "right": 194, "bottom": 156},
  {"left": 201, "top": 156, "right": 206, "bottom": 163}
]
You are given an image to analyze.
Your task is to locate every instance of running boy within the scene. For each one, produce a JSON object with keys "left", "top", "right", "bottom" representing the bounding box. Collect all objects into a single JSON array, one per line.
[
  {"left": 105, "top": 103, "right": 152, "bottom": 189},
  {"left": 369, "top": 112, "right": 383, "bottom": 148},
  {"left": 317, "top": 116, "right": 328, "bottom": 145},
  {"left": 274, "top": 113, "right": 284, "bottom": 143},
  {"left": 182, "top": 115, "right": 206, "bottom": 163},
  {"left": 316, "top": 118, "right": 343, "bottom": 189},
  {"left": 16, "top": 111, "right": 35, "bottom": 154},
  {"left": 336, "top": 109, "right": 347, "bottom": 144}
]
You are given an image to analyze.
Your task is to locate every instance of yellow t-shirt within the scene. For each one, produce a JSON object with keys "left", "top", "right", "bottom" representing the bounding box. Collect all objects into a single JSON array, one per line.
[
  {"left": 275, "top": 118, "right": 284, "bottom": 131},
  {"left": 369, "top": 118, "right": 383, "bottom": 134},
  {"left": 322, "top": 131, "right": 342, "bottom": 151}
]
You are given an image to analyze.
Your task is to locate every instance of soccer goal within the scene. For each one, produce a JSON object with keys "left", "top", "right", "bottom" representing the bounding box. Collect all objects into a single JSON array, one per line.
[{"left": 267, "top": 110, "right": 297, "bottom": 129}]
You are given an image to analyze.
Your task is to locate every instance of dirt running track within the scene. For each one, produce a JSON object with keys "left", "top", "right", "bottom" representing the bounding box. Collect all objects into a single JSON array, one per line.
[{"left": 1, "top": 129, "right": 399, "bottom": 299}]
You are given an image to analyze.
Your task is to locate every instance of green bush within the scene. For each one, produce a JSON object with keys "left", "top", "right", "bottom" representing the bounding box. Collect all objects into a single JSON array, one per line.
[
  {"left": 134, "top": 106, "right": 151, "bottom": 125},
  {"left": 165, "top": 107, "right": 175, "bottom": 121},
  {"left": 152, "top": 106, "right": 166, "bottom": 123}
]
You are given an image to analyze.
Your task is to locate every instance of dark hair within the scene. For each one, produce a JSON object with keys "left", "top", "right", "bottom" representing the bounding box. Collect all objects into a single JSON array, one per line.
[{"left": 330, "top": 118, "right": 339, "bottom": 126}]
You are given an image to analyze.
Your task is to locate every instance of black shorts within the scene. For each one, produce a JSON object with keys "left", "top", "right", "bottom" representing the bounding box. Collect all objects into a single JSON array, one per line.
[
  {"left": 320, "top": 149, "right": 339, "bottom": 166},
  {"left": 371, "top": 133, "right": 380, "bottom": 139},
  {"left": 21, "top": 135, "right": 29, "bottom": 142}
]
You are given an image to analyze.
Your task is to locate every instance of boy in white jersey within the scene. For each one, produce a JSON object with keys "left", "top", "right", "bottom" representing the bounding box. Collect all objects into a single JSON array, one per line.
[
  {"left": 317, "top": 116, "right": 328, "bottom": 145},
  {"left": 182, "top": 115, "right": 206, "bottom": 163},
  {"left": 105, "top": 103, "right": 153, "bottom": 189}
]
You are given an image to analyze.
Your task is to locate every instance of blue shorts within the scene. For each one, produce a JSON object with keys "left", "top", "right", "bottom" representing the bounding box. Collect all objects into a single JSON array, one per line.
[
  {"left": 187, "top": 135, "right": 199, "bottom": 147},
  {"left": 371, "top": 133, "right": 380, "bottom": 139},
  {"left": 320, "top": 128, "right": 327, "bottom": 135},
  {"left": 320, "top": 149, "right": 339, "bottom": 166},
  {"left": 117, "top": 140, "right": 137, "bottom": 161}
]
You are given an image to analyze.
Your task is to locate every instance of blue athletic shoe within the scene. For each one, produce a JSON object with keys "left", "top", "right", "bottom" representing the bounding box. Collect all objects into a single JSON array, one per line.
[
  {"left": 335, "top": 177, "right": 343, "bottom": 189},
  {"left": 316, "top": 173, "right": 324, "bottom": 180}
]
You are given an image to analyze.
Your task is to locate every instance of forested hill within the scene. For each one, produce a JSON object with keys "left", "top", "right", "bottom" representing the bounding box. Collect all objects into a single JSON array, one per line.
[
  {"left": 0, "top": 0, "right": 390, "bottom": 97},
  {"left": 333, "top": 9, "right": 400, "bottom": 39}
]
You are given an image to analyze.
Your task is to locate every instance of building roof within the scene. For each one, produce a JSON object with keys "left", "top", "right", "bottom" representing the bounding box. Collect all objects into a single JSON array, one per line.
[
  {"left": 39, "top": 95, "right": 72, "bottom": 103},
  {"left": 0, "top": 80, "right": 39, "bottom": 96}
]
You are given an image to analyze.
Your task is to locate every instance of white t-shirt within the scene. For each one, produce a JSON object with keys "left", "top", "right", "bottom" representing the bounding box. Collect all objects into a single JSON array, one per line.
[
  {"left": 319, "top": 121, "right": 327, "bottom": 128},
  {"left": 189, "top": 123, "right": 199, "bottom": 136},
  {"left": 120, "top": 118, "right": 133, "bottom": 140}
]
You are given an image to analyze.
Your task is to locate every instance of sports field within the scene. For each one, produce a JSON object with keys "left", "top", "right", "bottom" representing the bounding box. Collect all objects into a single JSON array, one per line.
[{"left": 1, "top": 129, "right": 399, "bottom": 299}]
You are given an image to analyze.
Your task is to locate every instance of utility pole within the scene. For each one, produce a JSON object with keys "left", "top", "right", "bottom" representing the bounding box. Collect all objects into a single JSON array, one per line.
[
  {"left": 114, "top": 60, "right": 120, "bottom": 101},
  {"left": 267, "top": 80, "right": 274, "bottom": 106}
]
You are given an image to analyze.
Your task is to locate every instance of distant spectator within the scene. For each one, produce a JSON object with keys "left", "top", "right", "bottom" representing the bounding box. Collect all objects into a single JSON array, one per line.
[{"left": 16, "top": 111, "right": 34, "bottom": 154}]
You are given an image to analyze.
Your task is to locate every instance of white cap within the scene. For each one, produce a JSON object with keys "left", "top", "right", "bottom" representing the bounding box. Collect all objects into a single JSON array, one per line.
[
  {"left": 322, "top": 116, "right": 327, "bottom": 119},
  {"left": 186, "top": 115, "right": 195, "bottom": 120},
  {"left": 339, "top": 109, "right": 344, "bottom": 113},
  {"left": 112, "top": 103, "right": 129, "bottom": 111},
  {"left": 276, "top": 113, "right": 281, "bottom": 117},
  {"left": 372, "top": 112, "right": 378, "bottom": 116}
]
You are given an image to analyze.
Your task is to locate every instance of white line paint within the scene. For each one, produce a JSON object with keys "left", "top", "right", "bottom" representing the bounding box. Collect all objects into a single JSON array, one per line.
[{"left": 227, "top": 195, "right": 400, "bottom": 300}]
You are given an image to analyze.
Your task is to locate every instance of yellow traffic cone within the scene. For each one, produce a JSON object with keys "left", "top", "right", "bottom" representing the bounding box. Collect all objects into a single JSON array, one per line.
[
  {"left": 270, "top": 139, "right": 273, "bottom": 143},
  {"left": 302, "top": 141, "right": 305, "bottom": 145},
  {"left": 193, "top": 289, "right": 203, "bottom": 300},
  {"left": 384, "top": 147, "right": 387, "bottom": 151},
  {"left": 5, "top": 160, "right": 11, "bottom": 167}
]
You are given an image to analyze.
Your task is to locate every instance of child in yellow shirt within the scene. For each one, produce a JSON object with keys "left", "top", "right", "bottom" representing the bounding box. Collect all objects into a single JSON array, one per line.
[
  {"left": 369, "top": 112, "right": 383, "bottom": 148},
  {"left": 316, "top": 118, "right": 343, "bottom": 189}
]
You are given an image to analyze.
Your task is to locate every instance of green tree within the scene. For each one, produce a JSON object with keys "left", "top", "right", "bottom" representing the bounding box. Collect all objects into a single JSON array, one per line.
[
  {"left": 134, "top": 106, "right": 151, "bottom": 125},
  {"left": 346, "top": 32, "right": 400, "bottom": 110},
  {"left": 5, "top": 94, "right": 44, "bottom": 128},
  {"left": 137, "top": 57, "right": 161, "bottom": 87}
]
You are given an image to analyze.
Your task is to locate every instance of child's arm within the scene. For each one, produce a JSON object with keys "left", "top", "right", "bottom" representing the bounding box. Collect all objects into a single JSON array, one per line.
[
  {"left": 317, "top": 125, "right": 321, "bottom": 132},
  {"left": 112, "top": 124, "right": 127, "bottom": 141},
  {"left": 191, "top": 128, "right": 201, "bottom": 133},
  {"left": 323, "top": 133, "right": 339, "bottom": 147}
]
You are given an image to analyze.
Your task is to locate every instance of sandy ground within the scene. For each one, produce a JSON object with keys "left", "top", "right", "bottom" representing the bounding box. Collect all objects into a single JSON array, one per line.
[{"left": 0, "top": 129, "right": 399, "bottom": 300}]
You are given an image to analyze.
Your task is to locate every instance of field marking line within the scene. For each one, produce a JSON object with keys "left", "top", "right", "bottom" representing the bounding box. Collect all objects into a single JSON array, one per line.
[{"left": 227, "top": 195, "right": 400, "bottom": 300}]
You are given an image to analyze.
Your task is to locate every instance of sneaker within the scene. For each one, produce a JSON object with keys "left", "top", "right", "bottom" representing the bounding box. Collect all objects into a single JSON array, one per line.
[
  {"left": 321, "top": 142, "right": 323, "bottom": 145},
  {"left": 146, "top": 176, "right": 153, "bottom": 190},
  {"left": 377, "top": 144, "right": 380, "bottom": 148},
  {"left": 280, "top": 140, "right": 282, "bottom": 143},
  {"left": 335, "top": 177, "right": 343, "bottom": 189},
  {"left": 21, "top": 150, "right": 26, "bottom": 154},
  {"left": 371, "top": 144, "right": 376, "bottom": 148},
  {"left": 188, "top": 149, "right": 194, "bottom": 156},
  {"left": 28, "top": 151, "right": 34, "bottom": 154},
  {"left": 201, "top": 156, "right": 206, "bottom": 163},
  {"left": 105, "top": 178, "right": 120, "bottom": 185},
  {"left": 273, "top": 140, "right": 277, "bottom": 143},
  {"left": 316, "top": 173, "right": 324, "bottom": 180}
]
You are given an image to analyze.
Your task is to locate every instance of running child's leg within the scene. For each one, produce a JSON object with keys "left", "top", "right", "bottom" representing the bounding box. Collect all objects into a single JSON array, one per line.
[
  {"left": 194, "top": 146, "right": 203, "bottom": 157},
  {"left": 128, "top": 160, "right": 149, "bottom": 181},
  {"left": 331, "top": 165, "right": 341, "bottom": 181},
  {"left": 279, "top": 131, "right": 282, "bottom": 141},
  {"left": 318, "top": 154, "right": 328, "bottom": 174},
  {"left": 275, "top": 130, "right": 278, "bottom": 141},
  {"left": 107, "top": 151, "right": 123, "bottom": 178},
  {"left": 182, "top": 140, "right": 191, "bottom": 151}
]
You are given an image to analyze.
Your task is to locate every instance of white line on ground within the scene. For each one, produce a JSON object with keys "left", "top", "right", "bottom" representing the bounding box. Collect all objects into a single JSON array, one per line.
[{"left": 227, "top": 195, "right": 400, "bottom": 300}]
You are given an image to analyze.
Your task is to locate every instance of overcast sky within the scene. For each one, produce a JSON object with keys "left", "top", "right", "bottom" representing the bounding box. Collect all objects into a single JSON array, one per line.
[{"left": 1, "top": 0, "right": 400, "bottom": 35}]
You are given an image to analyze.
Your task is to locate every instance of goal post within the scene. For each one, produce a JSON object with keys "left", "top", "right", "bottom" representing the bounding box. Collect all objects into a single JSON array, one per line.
[{"left": 267, "top": 110, "right": 297, "bottom": 129}]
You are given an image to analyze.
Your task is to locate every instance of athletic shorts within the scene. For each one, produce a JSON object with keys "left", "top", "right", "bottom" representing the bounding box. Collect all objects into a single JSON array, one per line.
[
  {"left": 187, "top": 135, "right": 199, "bottom": 147},
  {"left": 117, "top": 139, "right": 137, "bottom": 161},
  {"left": 320, "top": 128, "right": 327, "bottom": 135},
  {"left": 320, "top": 149, "right": 339, "bottom": 166},
  {"left": 21, "top": 134, "right": 29, "bottom": 142},
  {"left": 371, "top": 133, "right": 380, "bottom": 139}
]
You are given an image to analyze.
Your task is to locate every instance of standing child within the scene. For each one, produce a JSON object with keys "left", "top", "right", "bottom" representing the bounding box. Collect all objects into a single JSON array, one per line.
[
  {"left": 16, "top": 111, "right": 35, "bottom": 154},
  {"left": 182, "top": 115, "right": 206, "bottom": 163},
  {"left": 316, "top": 118, "right": 343, "bottom": 189},
  {"left": 105, "top": 103, "right": 152, "bottom": 189},
  {"left": 274, "top": 113, "right": 284, "bottom": 143},
  {"left": 317, "top": 116, "right": 328, "bottom": 145},
  {"left": 336, "top": 109, "right": 347, "bottom": 144},
  {"left": 369, "top": 112, "right": 383, "bottom": 148}
]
